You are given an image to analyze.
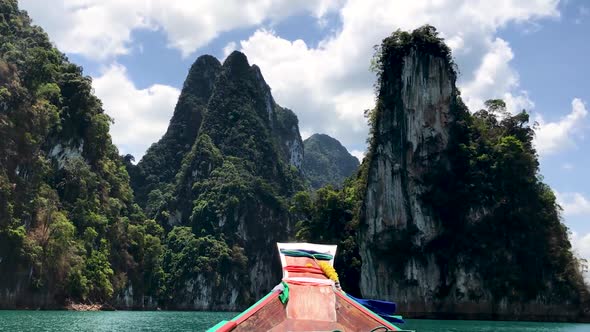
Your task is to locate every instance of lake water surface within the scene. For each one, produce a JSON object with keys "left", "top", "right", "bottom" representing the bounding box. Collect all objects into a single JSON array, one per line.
[{"left": 0, "top": 310, "right": 588, "bottom": 331}]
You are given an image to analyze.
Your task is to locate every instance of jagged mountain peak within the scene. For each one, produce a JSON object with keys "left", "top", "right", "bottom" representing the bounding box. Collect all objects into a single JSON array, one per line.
[
  {"left": 222, "top": 50, "right": 251, "bottom": 75},
  {"left": 194, "top": 53, "right": 220, "bottom": 65},
  {"left": 219, "top": 52, "right": 272, "bottom": 94},
  {"left": 158, "top": 50, "right": 304, "bottom": 309},
  {"left": 131, "top": 53, "right": 223, "bottom": 206},
  {"left": 181, "top": 54, "right": 221, "bottom": 99},
  {"left": 134, "top": 48, "right": 304, "bottom": 209}
]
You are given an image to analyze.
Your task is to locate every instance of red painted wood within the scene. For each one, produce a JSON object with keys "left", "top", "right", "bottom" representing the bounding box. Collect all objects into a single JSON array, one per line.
[
  {"left": 229, "top": 278, "right": 402, "bottom": 331},
  {"left": 284, "top": 265, "right": 324, "bottom": 274},
  {"left": 285, "top": 256, "right": 317, "bottom": 267},
  {"left": 233, "top": 292, "right": 280, "bottom": 326},
  {"left": 335, "top": 291, "right": 399, "bottom": 330},
  {"left": 283, "top": 256, "right": 330, "bottom": 280},
  {"left": 269, "top": 318, "right": 346, "bottom": 331},
  {"left": 232, "top": 296, "right": 286, "bottom": 331},
  {"left": 286, "top": 284, "right": 336, "bottom": 322},
  {"left": 216, "top": 321, "right": 237, "bottom": 332}
]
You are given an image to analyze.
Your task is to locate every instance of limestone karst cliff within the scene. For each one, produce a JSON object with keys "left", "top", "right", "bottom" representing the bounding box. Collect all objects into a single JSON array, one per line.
[
  {"left": 359, "top": 29, "right": 456, "bottom": 301},
  {"left": 358, "top": 26, "right": 588, "bottom": 321},
  {"left": 130, "top": 55, "right": 222, "bottom": 208},
  {"left": 0, "top": 0, "right": 304, "bottom": 310},
  {"left": 0, "top": 0, "right": 163, "bottom": 308},
  {"left": 2, "top": 0, "right": 587, "bottom": 319},
  {"left": 132, "top": 51, "right": 305, "bottom": 310}
]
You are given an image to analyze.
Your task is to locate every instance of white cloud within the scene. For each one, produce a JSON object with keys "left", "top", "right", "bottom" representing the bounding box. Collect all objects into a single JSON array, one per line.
[
  {"left": 300, "top": 129, "right": 313, "bottom": 140},
  {"left": 559, "top": 191, "right": 590, "bottom": 285},
  {"left": 460, "top": 38, "right": 518, "bottom": 112},
  {"left": 238, "top": 0, "right": 559, "bottom": 151},
  {"left": 556, "top": 191, "right": 590, "bottom": 217},
  {"left": 569, "top": 231, "right": 590, "bottom": 285},
  {"left": 222, "top": 42, "right": 237, "bottom": 60},
  {"left": 571, "top": 232, "right": 590, "bottom": 258},
  {"left": 503, "top": 91, "right": 535, "bottom": 114},
  {"left": 458, "top": 38, "right": 536, "bottom": 114},
  {"left": 19, "top": 0, "right": 566, "bottom": 157},
  {"left": 19, "top": 0, "right": 150, "bottom": 60},
  {"left": 92, "top": 64, "right": 180, "bottom": 159},
  {"left": 350, "top": 149, "right": 365, "bottom": 163},
  {"left": 534, "top": 98, "right": 588, "bottom": 156},
  {"left": 19, "top": 0, "right": 343, "bottom": 60}
]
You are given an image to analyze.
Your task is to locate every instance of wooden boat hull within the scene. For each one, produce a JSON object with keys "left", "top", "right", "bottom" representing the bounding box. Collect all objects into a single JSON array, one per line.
[
  {"left": 209, "top": 284, "right": 409, "bottom": 331},
  {"left": 208, "top": 243, "right": 413, "bottom": 331}
]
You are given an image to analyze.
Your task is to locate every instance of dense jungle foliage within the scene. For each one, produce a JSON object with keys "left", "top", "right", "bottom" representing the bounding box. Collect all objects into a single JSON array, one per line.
[
  {"left": 363, "top": 26, "right": 588, "bottom": 304},
  {"left": 1, "top": 0, "right": 587, "bottom": 312},
  {"left": 0, "top": 0, "right": 164, "bottom": 304},
  {"left": 290, "top": 178, "right": 364, "bottom": 296},
  {"left": 302, "top": 133, "right": 360, "bottom": 189}
]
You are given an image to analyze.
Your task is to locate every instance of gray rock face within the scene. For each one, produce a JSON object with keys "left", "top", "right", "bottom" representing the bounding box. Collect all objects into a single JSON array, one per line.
[
  {"left": 48, "top": 140, "right": 84, "bottom": 170},
  {"left": 274, "top": 106, "right": 304, "bottom": 171},
  {"left": 358, "top": 34, "right": 583, "bottom": 321},
  {"left": 359, "top": 49, "right": 454, "bottom": 306},
  {"left": 251, "top": 64, "right": 304, "bottom": 171}
]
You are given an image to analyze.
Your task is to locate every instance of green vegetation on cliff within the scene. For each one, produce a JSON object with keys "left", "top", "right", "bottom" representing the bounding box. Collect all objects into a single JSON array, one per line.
[
  {"left": 362, "top": 25, "right": 588, "bottom": 308},
  {"left": 0, "top": 2, "right": 298, "bottom": 309},
  {"left": 1, "top": 0, "right": 587, "bottom": 317},
  {"left": 127, "top": 51, "right": 305, "bottom": 308},
  {"left": 0, "top": 0, "right": 163, "bottom": 306},
  {"left": 424, "top": 99, "right": 586, "bottom": 302},
  {"left": 290, "top": 179, "right": 363, "bottom": 296},
  {"left": 303, "top": 133, "right": 360, "bottom": 189},
  {"left": 128, "top": 55, "right": 222, "bottom": 208}
]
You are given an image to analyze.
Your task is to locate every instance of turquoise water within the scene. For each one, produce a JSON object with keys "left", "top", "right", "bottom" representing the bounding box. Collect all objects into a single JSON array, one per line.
[{"left": 0, "top": 311, "right": 588, "bottom": 331}]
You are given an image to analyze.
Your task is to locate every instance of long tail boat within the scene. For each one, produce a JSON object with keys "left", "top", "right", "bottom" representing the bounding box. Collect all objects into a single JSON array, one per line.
[{"left": 208, "top": 243, "right": 413, "bottom": 332}]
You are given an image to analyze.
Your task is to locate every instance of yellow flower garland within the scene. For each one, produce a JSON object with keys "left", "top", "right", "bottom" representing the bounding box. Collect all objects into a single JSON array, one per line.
[{"left": 318, "top": 261, "right": 339, "bottom": 283}]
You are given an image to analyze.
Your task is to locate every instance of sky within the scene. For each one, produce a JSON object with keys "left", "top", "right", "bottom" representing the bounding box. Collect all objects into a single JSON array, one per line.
[{"left": 18, "top": 0, "right": 589, "bottom": 267}]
